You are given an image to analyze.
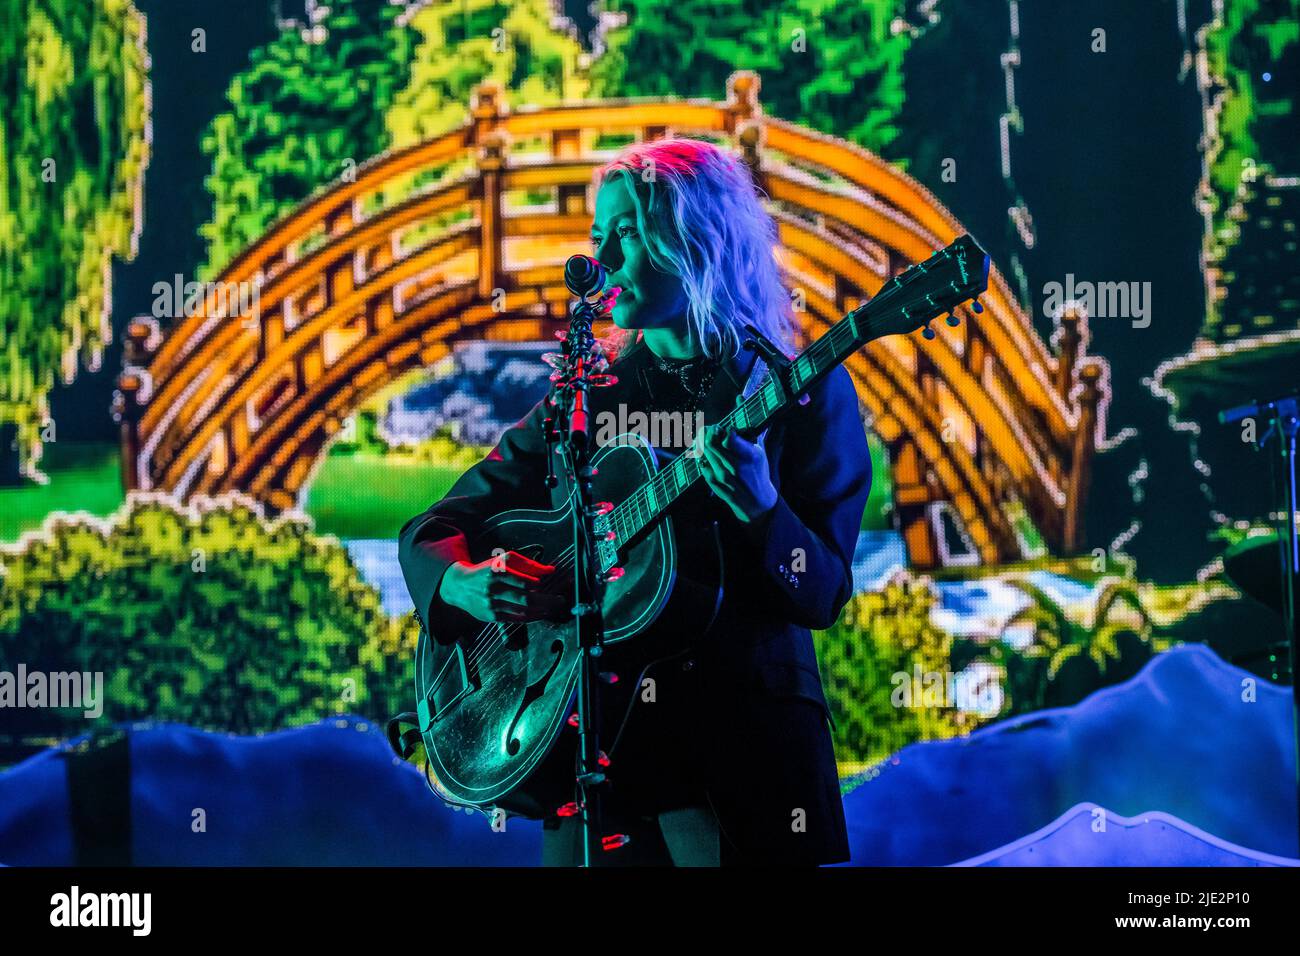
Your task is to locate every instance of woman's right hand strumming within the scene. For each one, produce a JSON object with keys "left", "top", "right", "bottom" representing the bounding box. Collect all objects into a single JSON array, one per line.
[{"left": 438, "top": 552, "right": 569, "bottom": 624}]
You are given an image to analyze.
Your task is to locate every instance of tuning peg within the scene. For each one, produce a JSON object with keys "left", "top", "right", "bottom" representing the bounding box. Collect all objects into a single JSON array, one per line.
[
  {"left": 970, "top": 299, "right": 984, "bottom": 314},
  {"left": 945, "top": 313, "right": 961, "bottom": 327},
  {"left": 921, "top": 324, "right": 936, "bottom": 340}
]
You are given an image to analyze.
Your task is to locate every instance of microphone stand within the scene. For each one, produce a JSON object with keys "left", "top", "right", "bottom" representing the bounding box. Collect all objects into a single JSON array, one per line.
[
  {"left": 542, "top": 259, "right": 618, "bottom": 866},
  {"left": 1220, "top": 391, "right": 1300, "bottom": 854}
]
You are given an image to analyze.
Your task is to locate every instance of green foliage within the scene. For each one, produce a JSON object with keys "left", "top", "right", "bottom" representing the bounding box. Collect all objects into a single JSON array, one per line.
[
  {"left": 199, "top": 0, "right": 593, "bottom": 278},
  {"left": 815, "top": 571, "right": 972, "bottom": 767},
  {"left": 591, "top": 0, "right": 910, "bottom": 156},
  {"left": 0, "top": 493, "right": 417, "bottom": 747},
  {"left": 385, "top": 0, "right": 589, "bottom": 150},
  {"left": 1208, "top": 521, "right": 1275, "bottom": 551},
  {"left": 816, "top": 568, "right": 1186, "bottom": 768},
  {"left": 328, "top": 409, "right": 492, "bottom": 467},
  {"left": 198, "top": 0, "right": 913, "bottom": 281},
  {"left": 1202, "top": 0, "right": 1300, "bottom": 300},
  {"left": 0, "top": 0, "right": 148, "bottom": 464},
  {"left": 198, "top": 0, "right": 414, "bottom": 278},
  {"left": 993, "top": 577, "right": 1166, "bottom": 713}
]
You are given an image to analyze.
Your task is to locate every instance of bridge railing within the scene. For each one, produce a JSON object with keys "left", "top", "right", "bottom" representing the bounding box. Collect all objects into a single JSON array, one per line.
[{"left": 117, "top": 72, "right": 1104, "bottom": 568}]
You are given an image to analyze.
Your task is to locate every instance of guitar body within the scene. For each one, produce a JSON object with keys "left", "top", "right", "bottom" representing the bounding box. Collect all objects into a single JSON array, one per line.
[{"left": 414, "top": 434, "right": 724, "bottom": 818}]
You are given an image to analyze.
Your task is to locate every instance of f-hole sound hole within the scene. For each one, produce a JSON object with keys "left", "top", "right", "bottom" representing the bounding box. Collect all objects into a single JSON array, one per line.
[{"left": 504, "top": 639, "right": 566, "bottom": 756}]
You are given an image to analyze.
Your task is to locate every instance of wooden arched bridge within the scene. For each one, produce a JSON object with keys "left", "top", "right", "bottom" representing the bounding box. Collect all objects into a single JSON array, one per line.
[{"left": 115, "top": 72, "right": 1106, "bottom": 569}]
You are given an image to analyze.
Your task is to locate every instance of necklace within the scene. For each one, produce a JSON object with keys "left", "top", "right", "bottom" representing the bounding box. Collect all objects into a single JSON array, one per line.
[{"left": 646, "top": 351, "right": 719, "bottom": 414}]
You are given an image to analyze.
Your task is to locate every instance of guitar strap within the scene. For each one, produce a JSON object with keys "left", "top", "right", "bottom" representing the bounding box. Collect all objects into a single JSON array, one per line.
[
  {"left": 386, "top": 711, "right": 423, "bottom": 760},
  {"left": 740, "top": 348, "right": 768, "bottom": 402},
  {"left": 736, "top": 329, "right": 812, "bottom": 447},
  {"left": 737, "top": 339, "right": 778, "bottom": 449}
]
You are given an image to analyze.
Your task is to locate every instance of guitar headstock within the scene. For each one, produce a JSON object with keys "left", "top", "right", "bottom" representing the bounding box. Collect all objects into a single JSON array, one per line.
[{"left": 853, "top": 234, "right": 991, "bottom": 343}]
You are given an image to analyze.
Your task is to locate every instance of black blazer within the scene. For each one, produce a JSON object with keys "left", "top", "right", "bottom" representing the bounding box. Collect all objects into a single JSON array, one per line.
[{"left": 397, "top": 332, "right": 872, "bottom": 864}]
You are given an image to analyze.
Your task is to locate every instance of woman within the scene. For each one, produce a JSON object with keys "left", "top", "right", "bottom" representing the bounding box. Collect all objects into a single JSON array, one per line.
[{"left": 398, "top": 138, "right": 871, "bottom": 866}]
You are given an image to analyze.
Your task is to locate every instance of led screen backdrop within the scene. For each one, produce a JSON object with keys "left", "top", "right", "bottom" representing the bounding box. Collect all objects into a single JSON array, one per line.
[{"left": 0, "top": 0, "right": 1296, "bottom": 867}]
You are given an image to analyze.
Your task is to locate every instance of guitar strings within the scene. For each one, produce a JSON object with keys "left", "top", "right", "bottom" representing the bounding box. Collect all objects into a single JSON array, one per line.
[{"left": 460, "top": 544, "right": 580, "bottom": 671}]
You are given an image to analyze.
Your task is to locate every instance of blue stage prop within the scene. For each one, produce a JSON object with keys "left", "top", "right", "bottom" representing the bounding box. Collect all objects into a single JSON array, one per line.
[
  {"left": 0, "top": 644, "right": 1294, "bottom": 866},
  {"left": 841, "top": 643, "right": 1298, "bottom": 865}
]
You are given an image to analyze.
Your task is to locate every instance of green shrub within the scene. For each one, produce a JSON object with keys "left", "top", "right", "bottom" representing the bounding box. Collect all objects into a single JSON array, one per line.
[{"left": 0, "top": 492, "right": 416, "bottom": 752}]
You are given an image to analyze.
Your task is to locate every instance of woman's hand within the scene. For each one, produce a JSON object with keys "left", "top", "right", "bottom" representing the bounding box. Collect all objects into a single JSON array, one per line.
[
  {"left": 438, "top": 552, "right": 569, "bottom": 625},
  {"left": 693, "top": 403, "right": 778, "bottom": 525}
]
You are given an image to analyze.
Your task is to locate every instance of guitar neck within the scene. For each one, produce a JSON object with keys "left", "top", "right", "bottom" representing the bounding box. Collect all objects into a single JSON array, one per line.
[
  {"left": 603, "top": 233, "right": 990, "bottom": 549},
  {"left": 607, "top": 307, "right": 866, "bottom": 547}
]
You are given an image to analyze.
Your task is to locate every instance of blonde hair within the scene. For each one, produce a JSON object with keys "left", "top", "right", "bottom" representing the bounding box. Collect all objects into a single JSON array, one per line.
[{"left": 593, "top": 138, "right": 797, "bottom": 363}]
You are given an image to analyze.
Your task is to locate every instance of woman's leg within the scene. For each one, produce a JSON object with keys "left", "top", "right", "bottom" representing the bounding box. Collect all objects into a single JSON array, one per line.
[{"left": 656, "top": 805, "right": 721, "bottom": 867}]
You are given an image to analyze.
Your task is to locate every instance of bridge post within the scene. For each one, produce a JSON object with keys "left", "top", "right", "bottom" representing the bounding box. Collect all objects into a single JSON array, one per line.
[
  {"left": 736, "top": 122, "right": 766, "bottom": 190},
  {"left": 728, "top": 72, "right": 767, "bottom": 193},
  {"left": 469, "top": 81, "right": 504, "bottom": 145},
  {"left": 726, "top": 71, "right": 761, "bottom": 131},
  {"left": 551, "top": 127, "right": 582, "bottom": 160},
  {"left": 113, "top": 317, "right": 158, "bottom": 493},
  {"left": 469, "top": 81, "right": 509, "bottom": 303},
  {"left": 833, "top": 272, "right": 866, "bottom": 318},
  {"left": 554, "top": 126, "right": 588, "bottom": 259},
  {"left": 893, "top": 438, "right": 939, "bottom": 567},
  {"left": 1063, "top": 361, "right": 1105, "bottom": 554},
  {"left": 477, "top": 131, "right": 509, "bottom": 303},
  {"left": 1052, "top": 304, "right": 1086, "bottom": 404},
  {"left": 1050, "top": 304, "right": 1088, "bottom": 508}
]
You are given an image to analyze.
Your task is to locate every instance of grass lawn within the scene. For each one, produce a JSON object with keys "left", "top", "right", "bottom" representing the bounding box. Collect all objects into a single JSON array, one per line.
[
  {"left": 863, "top": 433, "right": 893, "bottom": 531},
  {"left": 301, "top": 453, "right": 469, "bottom": 541},
  {"left": 0, "top": 442, "right": 125, "bottom": 545},
  {"left": 0, "top": 434, "right": 894, "bottom": 547},
  {"left": 306, "top": 433, "right": 896, "bottom": 541}
]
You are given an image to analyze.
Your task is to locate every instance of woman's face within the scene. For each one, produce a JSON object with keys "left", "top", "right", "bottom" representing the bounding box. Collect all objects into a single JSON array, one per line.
[{"left": 590, "top": 176, "right": 689, "bottom": 332}]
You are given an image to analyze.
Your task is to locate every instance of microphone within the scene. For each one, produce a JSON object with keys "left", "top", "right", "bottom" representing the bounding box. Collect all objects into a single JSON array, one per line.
[
  {"left": 565, "top": 254, "right": 607, "bottom": 297},
  {"left": 561, "top": 255, "right": 608, "bottom": 451}
]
